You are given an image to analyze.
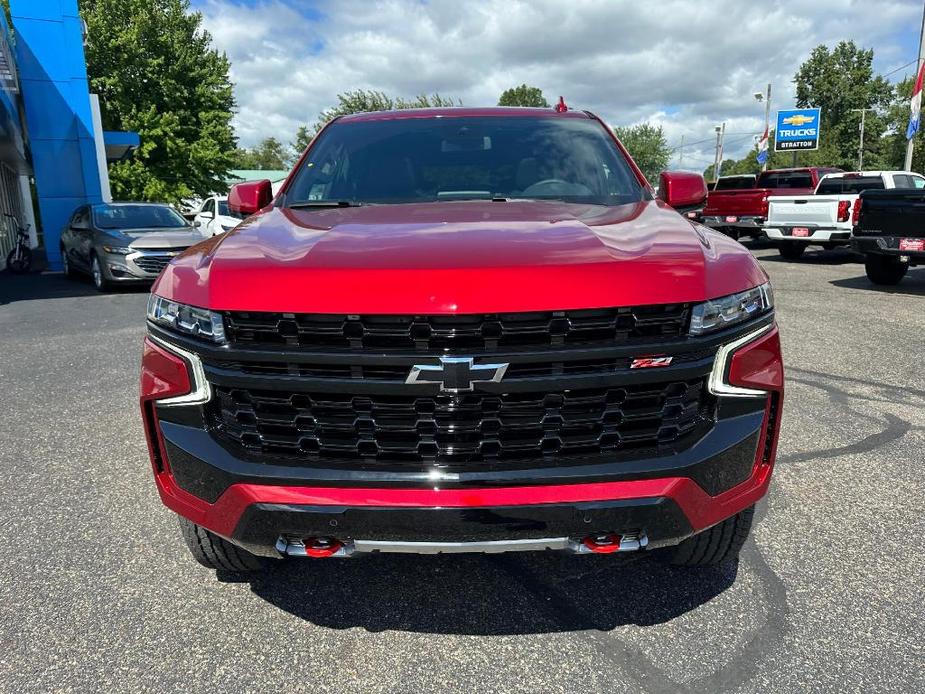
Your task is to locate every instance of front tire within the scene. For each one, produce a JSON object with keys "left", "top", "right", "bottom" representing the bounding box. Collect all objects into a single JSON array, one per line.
[
  {"left": 90, "top": 253, "right": 110, "bottom": 292},
  {"left": 61, "top": 246, "right": 77, "bottom": 279},
  {"left": 658, "top": 505, "right": 755, "bottom": 567},
  {"left": 6, "top": 246, "right": 32, "bottom": 273},
  {"left": 178, "top": 517, "right": 266, "bottom": 572},
  {"left": 864, "top": 254, "right": 908, "bottom": 285},
  {"left": 778, "top": 241, "right": 807, "bottom": 260}
]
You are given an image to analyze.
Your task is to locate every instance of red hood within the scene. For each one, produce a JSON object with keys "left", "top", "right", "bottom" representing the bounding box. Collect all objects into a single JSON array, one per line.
[{"left": 153, "top": 200, "right": 767, "bottom": 313}]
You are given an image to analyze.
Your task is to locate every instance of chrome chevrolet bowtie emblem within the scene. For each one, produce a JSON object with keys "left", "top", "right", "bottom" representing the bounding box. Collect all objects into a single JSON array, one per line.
[{"left": 406, "top": 357, "right": 509, "bottom": 393}]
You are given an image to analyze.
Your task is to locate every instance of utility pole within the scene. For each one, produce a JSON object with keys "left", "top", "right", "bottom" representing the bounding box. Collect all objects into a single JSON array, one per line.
[
  {"left": 713, "top": 123, "right": 726, "bottom": 180},
  {"left": 905, "top": 2, "right": 925, "bottom": 171},
  {"left": 852, "top": 108, "right": 871, "bottom": 170},
  {"left": 678, "top": 134, "right": 684, "bottom": 169}
]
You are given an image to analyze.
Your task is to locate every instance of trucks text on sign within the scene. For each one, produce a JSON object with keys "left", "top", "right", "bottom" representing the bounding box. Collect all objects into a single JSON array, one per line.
[{"left": 774, "top": 108, "right": 821, "bottom": 151}]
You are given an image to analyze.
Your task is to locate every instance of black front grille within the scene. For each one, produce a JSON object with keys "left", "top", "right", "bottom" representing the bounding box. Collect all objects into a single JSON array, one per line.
[
  {"left": 135, "top": 256, "right": 171, "bottom": 274},
  {"left": 210, "top": 378, "right": 709, "bottom": 469},
  {"left": 223, "top": 305, "right": 691, "bottom": 351}
]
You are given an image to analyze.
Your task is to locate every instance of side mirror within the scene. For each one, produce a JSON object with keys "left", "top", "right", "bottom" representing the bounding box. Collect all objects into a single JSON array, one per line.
[
  {"left": 657, "top": 171, "right": 708, "bottom": 213},
  {"left": 228, "top": 179, "right": 273, "bottom": 216},
  {"left": 193, "top": 220, "right": 202, "bottom": 228}
]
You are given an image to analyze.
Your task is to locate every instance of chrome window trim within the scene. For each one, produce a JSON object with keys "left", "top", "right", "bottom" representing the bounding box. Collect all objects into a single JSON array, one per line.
[
  {"left": 708, "top": 323, "right": 773, "bottom": 398},
  {"left": 148, "top": 333, "right": 212, "bottom": 406}
]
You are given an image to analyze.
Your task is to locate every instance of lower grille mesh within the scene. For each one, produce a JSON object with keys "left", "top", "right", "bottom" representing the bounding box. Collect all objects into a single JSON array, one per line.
[
  {"left": 134, "top": 256, "right": 171, "bottom": 274},
  {"left": 210, "top": 379, "right": 709, "bottom": 469}
]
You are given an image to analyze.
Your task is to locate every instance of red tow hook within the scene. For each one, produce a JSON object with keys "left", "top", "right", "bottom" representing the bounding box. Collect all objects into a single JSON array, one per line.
[
  {"left": 303, "top": 537, "right": 344, "bottom": 558},
  {"left": 581, "top": 533, "right": 622, "bottom": 554}
]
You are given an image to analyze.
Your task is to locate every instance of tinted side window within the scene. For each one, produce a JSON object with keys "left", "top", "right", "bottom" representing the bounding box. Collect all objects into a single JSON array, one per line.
[
  {"left": 71, "top": 208, "right": 90, "bottom": 229},
  {"left": 816, "top": 177, "right": 885, "bottom": 194},
  {"left": 891, "top": 174, "right": 925, "bottom": 189}
]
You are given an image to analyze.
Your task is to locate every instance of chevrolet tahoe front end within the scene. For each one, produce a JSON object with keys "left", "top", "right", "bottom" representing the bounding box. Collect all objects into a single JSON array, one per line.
[{"left": 140, "top": 107, "right": 783, "bottom": 572}]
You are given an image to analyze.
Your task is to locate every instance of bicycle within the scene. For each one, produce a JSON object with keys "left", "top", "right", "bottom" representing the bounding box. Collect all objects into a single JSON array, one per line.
[{"left": 4, "top": 212, "right": 32, "bottom": 274}]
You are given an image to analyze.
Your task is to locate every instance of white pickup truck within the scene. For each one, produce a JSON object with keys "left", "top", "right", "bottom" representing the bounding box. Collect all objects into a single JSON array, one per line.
[{"left": 764, "top": 171, "right": 925, "bottom": 259}]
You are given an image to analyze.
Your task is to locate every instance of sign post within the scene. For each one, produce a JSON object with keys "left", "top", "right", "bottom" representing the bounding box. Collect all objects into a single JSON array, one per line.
[{"left": 774, "top": 108, "right": 821, "bottom": 166}]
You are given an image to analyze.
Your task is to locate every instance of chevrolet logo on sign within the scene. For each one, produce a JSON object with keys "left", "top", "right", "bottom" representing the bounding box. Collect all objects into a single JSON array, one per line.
[
  {"left": 776, "top": 108, "right": 822, "bottom": 152},
  {"left": 782, "top": 114, "right": 815, "bottom": 126}
]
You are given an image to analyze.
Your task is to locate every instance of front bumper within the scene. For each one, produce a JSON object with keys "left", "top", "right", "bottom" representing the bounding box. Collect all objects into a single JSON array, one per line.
[
  {"left": 101, "top": 248, "right": 189, "bottom": 282},
  {"left": 765, "top": 227, "right": 850, "bottom": 244},
  {"left": 148, "top": 394, "right": 778, "bottom": 557}
]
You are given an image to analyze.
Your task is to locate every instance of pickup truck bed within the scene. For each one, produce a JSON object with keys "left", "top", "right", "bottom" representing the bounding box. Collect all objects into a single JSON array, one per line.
[{"left": 701, "top": 168, "right": 839, "bottom": 239}]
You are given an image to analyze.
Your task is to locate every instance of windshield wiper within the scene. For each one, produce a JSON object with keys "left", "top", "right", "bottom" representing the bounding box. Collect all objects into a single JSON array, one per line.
[{"left": 288, "top": 201, "right": 362, "bottom": 209}]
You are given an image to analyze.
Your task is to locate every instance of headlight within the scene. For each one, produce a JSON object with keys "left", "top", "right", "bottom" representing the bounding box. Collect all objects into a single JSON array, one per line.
[
  {"left": 102, "top": 245, "right": 132, "bottom": 255},
  {"left": 689, "top": 282, "right": 773, "bottom": 336},
  {"left": 147, "top": 295, "right": 226, "bottom": 343}
]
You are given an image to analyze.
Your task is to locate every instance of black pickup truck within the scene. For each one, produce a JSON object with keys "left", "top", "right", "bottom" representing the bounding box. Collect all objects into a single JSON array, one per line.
[{"left": 852, "top": 188, "right": 925, "bottom": 284}]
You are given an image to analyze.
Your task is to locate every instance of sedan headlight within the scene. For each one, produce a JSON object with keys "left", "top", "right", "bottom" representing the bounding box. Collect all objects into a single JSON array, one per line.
[
  {"left": 689, "top": 282, "right": 773, "bottom": 336},
  {"left": 147, "top": 295, "right": 226, "bottom": 343},
  {"left": 102, "top": 245, "right": 132, "bottom": 255}
]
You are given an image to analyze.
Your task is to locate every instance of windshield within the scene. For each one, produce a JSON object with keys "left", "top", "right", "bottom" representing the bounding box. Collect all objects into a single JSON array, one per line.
[
  {"left": 94, "top": 204, "right": 188, "bottom": 230},
  {"left": 284, "top": 116, "right": 647, "bottom": 207},
  {"left": 218, "top": 200, "right": 245, "bottom": 219}
]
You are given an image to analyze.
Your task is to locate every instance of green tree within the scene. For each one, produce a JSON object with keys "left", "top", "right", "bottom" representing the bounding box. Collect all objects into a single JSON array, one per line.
[
  {"left": 80, "top": 0, "right": 237, "bottom": 202},
  {"left": 613, "top": 123, "right": 671, "bottom": 183},
  {"left": 498, "top": 84, "right": 549, "bottom": 107},
  {"left": 306, "top": 89, "right": 460, "bottom": 137},
  {"left": 291, "top": 125, "right": 314, "bottom": 159},
  {"left": 233, "top": 137, "right": 291, "bottom": 169},
  {"left": 793, "top": 41, "right": 894, "bottom": 170}
]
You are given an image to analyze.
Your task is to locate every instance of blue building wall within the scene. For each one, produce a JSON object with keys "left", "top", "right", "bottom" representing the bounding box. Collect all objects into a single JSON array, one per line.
[{"left": 10, "top": 0, "right": 103, "bottom": 270}]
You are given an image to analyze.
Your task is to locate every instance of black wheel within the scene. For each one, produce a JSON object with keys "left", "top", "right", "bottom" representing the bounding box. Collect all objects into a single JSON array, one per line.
[
  {"left": 61, "top": 246, "right": 78, "bottom": 279},
  {"left": 724, "top": 228, "right": 740, "bottom": 241},
  {"left": 178, "top": 517, "right": 267, "bottom": 572},
  {"left": 657, "top": 505, "right": 755, "bottom": 567},
  {"left": 90, "top": 253, "right": 110, "bottom": 291},
  {"left": 6, "top": 246, "right": 32, "bottom": 273},
  {"left": 778, "top": 241, "right": 807, "bottom": 260},
  {"left": 864, "top": 255, "right": 908, "bottom": 285}
]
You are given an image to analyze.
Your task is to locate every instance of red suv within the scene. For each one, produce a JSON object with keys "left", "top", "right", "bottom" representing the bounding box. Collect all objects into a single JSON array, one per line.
[{"left": 140, "top": 107, "right": 783, "bottom": 573}]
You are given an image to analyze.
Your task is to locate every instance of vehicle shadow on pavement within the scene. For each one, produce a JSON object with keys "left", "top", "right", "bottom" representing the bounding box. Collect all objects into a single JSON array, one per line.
[
  {"left": 228, "top": 552, "right": 738, "bottom": 635},
  {"left": 0, "top": 271, "right": 150, "bottom": 304},
  {"left": 829, "top": 269, "right": 925, "bottom": 296},
  {"left": 756, "top": 249, "right": 862, "bottom": 266}
]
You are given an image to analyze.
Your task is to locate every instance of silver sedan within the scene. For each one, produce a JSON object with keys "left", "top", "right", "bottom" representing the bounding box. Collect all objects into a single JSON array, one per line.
[{"left": 59, "top": 202, "right": 209, "bottom": 291}]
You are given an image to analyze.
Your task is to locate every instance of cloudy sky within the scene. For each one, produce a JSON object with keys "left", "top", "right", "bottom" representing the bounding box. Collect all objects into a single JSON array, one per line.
[{"left": 192, "top": 0, "right": 923, "bottom": 171}]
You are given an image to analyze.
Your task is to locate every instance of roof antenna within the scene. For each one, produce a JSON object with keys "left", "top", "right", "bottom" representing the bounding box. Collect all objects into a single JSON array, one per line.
[{"left": 555, "top": 96, "right": 568, "bottom": 113}]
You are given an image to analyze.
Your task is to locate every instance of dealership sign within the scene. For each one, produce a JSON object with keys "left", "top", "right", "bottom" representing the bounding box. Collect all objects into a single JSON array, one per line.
[{"left": 775, "top": 108, "right": 821, "bottom": 151}]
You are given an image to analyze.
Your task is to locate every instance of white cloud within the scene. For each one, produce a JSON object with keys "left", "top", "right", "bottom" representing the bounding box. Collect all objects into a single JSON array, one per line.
[{"left": 194, "top": 0, "right": 922, "bottom": 170}]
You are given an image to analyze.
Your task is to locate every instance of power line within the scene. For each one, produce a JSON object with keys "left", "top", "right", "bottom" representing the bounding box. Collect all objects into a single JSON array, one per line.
[
  {"left": 668, "top": 131, "right": 762, "bottom": 151},
  {"left": 882, "top": 59, "right": 918, "bottom": 78}
]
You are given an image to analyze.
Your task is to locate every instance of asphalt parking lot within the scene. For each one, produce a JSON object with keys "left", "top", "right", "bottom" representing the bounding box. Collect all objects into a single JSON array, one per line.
[{"left": 1, "top": 243, "right": 924, "bottom": 693}]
